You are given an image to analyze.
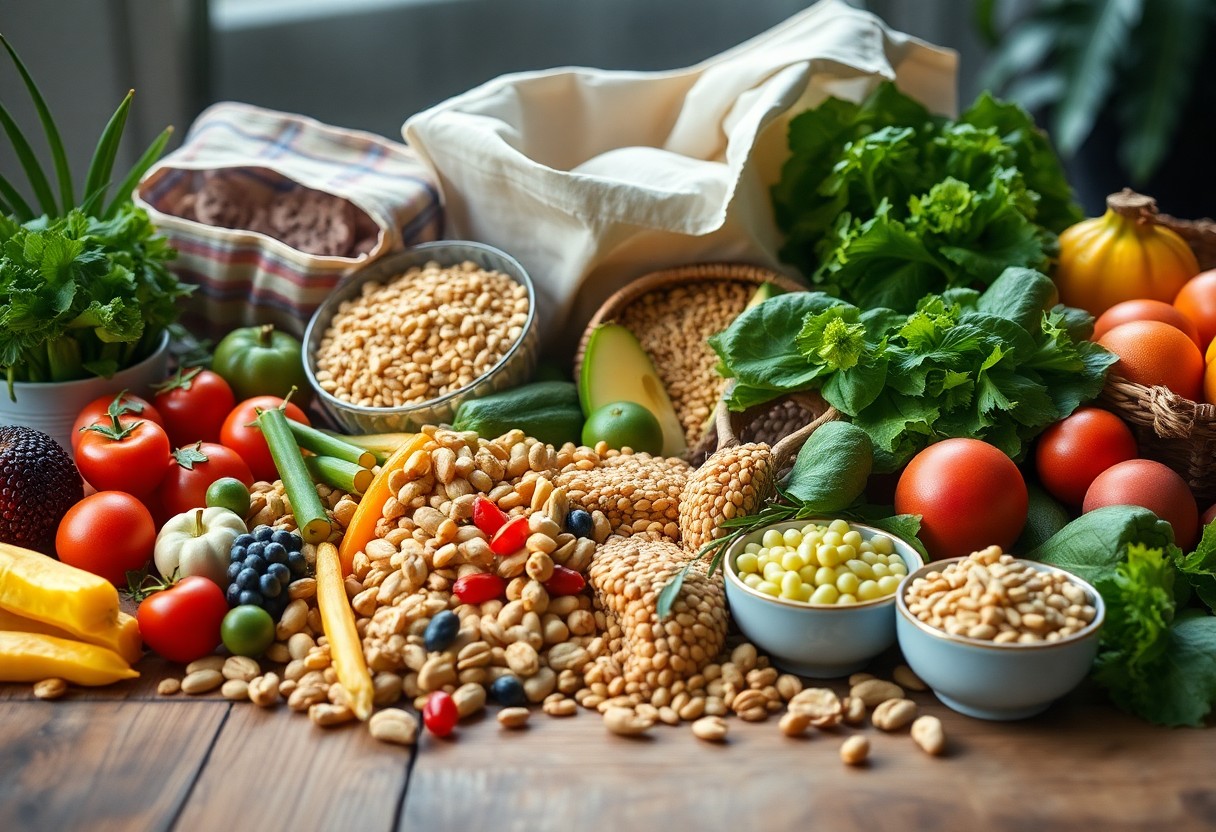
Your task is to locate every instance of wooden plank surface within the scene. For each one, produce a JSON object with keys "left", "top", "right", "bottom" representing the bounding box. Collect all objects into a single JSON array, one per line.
[
  {"left": 173, "top": 700, "right": 413, "bottom": 832},
  {"left": 0, "top": 700, "right": 226, "bottom": 832},
  {"left": 401, "top": 684, "right": 1216, "bottom": 832}
]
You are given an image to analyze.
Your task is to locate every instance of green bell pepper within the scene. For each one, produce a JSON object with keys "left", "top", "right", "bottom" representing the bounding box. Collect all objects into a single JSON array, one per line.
[{"left": 212, "top": 323, "right": 309, "bottom": 403}]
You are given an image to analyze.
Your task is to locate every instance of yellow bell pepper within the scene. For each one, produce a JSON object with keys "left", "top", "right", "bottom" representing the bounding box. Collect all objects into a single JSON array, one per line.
[
  {"left": 0, "top": 542, "right": 121, "bottom": 635},
  {"left": 0, "top": 631, "right": 138, "bottom": 686},
  {"left": 0, "top": 607, "right": 142, "bottom": 665},
  {"left": 316, "top": 542, "right": 373, "bottom": 720}
]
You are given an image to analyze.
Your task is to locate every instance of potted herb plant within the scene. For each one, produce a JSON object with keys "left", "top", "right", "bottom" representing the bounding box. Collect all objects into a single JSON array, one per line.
[
  {"left": 977, "top": 0, "right": 1216, "bottom": 218},
  {"left": 0, "top": 35, "right": 192, "bottom": 450}
]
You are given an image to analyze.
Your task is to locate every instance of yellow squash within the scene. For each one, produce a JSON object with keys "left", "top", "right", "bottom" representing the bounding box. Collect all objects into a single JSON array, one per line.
[
  {"left": 0, "top": 632, "right": 138, "bottom": 686},
  {"left": 0, "top": 607, "right": 142, "bottom": 665},
  {"left": 1055, "top": 189, "right": 1199, "bottom": 316},
  {"left": 316, "top": 542, "right": 373, "bottom": 720},
  {"left": 0, "top": 542, "right": 121, "bottom": 636}
]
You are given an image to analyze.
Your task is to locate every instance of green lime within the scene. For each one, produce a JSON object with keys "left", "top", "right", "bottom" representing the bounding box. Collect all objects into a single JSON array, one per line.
[
  {"left": 221, "top": 605, "right": 275, "bottom": 657},
  {"left": 206, "top": 477, "right": 251, "bottom": 517},
  {"left": 582, "top": 400, "right": 664, "bottom": 455}
]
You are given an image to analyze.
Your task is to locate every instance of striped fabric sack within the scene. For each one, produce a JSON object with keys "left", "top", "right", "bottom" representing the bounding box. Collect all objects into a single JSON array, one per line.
[{"left": 135, "top": 102, "right": 442, "bottom": 339}]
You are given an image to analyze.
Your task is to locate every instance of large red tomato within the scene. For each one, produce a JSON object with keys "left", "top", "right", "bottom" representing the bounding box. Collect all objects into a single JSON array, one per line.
[
  {"left": 160, "top": 442, "right": 255, "bottom": 517},
  {"left": 220, "top": 396, "right": 310, "bottom": 482},
  {"left": 56, "top": 491, "right": 156, "bottom": 586},
  {"left": 894, "top": 438, "right": 1028, "bottom": 560},
  {"left": 153, "top": 368, "right": 237, "bottom": 447},
  {"left": 1083, "top": 459, "right": 1199, "bottom": 550},
  {"left": 71, "top": 392, "right": 164, "bottom": 451},
  {"left": 1034, "top": 407, "right": 1138, "bottom": 507},
  {"left": 76, "top": 417, "right": 171, "bottom": 499}
]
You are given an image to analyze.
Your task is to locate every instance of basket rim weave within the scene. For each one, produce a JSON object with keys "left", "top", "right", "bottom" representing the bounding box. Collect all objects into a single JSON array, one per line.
[{"left": 573, "top": 262, "right": 806, "bottom": 381}]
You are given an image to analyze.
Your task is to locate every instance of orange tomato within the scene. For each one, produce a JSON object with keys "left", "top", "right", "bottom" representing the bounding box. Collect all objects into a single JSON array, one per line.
[
  {"left": 1097, "top": 320, "right": 1204, "bottom": 401},
  {"left": 1174, "top": 270, "right": 1216, "bottom": 351},
  {"left": 1092, "top": 299, "right": 1200, "bottom": 346}
]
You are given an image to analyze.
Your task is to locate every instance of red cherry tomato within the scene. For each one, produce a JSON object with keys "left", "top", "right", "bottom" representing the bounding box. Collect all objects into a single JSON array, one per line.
[
  {"left": 490, "top": 516, "right": 530, "bottom": 556},
  {"left": 473, "top": 496, "right": 509, "bottom": 536},
  {"left": 220, "top": 396, "right": 310, "bottom": 482},
  {"left": 452, "top": 573, "right": 506, "bottom": 605},
  {"left": 136, "top": 576, "right": 228, "bottom": 664},
  {"left": 71, "top": 391, "right": 164, "bottom": 451},
  {"left": 56, "top": 491, "right": 156, "bottom": 586},
  {"left": 1034, "top": 407, "right": 1138, "bottom": 507},
  {"left": 544, "top": 565, "right": 586, "bottom": 597},
  {"left": 153, "top": 368, "right": 237, "bottom": 446},
  {"left": 894, "top": 438, "right": 1028, "bottom": 560},
  {"left": 76, "top": 414, "right": 171, "bottom": 499},
  {"left": 423, "top": 690, "right": 459, "bottom": 737},
  {"left": 161, "top": 442, "right": 255, "bottom": 517}
]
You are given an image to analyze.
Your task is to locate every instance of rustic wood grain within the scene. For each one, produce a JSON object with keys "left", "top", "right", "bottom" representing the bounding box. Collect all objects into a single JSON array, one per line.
[
  {"left": 173, "top": 700, "right": 413, "bottom": 832},
  {"left": 0, "top": 700, "right": 227, "bottom": 832},
  {"left": 401, "top": 687, "right": 1216, "bottom": 832}
]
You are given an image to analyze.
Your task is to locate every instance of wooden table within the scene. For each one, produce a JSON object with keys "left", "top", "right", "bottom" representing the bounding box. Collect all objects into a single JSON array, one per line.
[{"left": 2, "top": 656, "right": 1213, "bottom": 832}]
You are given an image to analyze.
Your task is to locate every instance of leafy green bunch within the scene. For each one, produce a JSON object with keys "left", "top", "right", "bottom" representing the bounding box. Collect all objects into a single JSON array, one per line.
[
  {"left": 710, "top": 267, "right": 1117, "bottom": 472},
  {"left": 772, "top": 83, "right": 1082, "bottom": 311},
  {"left": 1032, "top": 506, "right": 1216, "bottom": 726},
  {"left": 0, "top": 35, "right": 190, "bottom": 396}
]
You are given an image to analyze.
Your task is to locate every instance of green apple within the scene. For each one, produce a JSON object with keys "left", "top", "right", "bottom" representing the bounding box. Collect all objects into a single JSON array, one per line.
[{"left": 578, "top": 324, "right": 686, "bottom": 458}]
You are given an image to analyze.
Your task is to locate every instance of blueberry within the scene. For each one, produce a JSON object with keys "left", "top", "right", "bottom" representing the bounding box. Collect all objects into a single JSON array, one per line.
[
  {"left": 225, "top": 583, "right": 242, "bottom": 607},
  {"left": 245, "top": 541, "right": 266, "bottom": 560},
  {"left": 271, "top": 529, "right": 299, "bottom": 551},
  {"left": 287, "top": 551, "right": 308, "bottom": 577},
  {"left": 424, "top": 610, "right": 461, "bottom": 652},
  {"left": 264, "top": 542, "right": 288, "bottom": 565},
  {"left": 252, "top": 526, "right": 274, "bottom": 542},
  {"left": 566, "top": 509, "right": 593, "bottom": 539},
  {"left": 268, "top": 563, "right": 291, "bottom": 584},
  {"left": 238, "top": 589, "right": 264, "bottom": 607},
  {"left": 236, "top": 567, "right": 260, "bottom": 591},
  {"left": 489, "top": 675, "right": 527, "bottom": 707},
  {"left": 245, "top": 555, "right": 267, "bottom": 574},
  {"left": 259, "top": 573, "right": 282, "bottom": 597},
  {"left": 229, "top": 544, "right": 247, "bottom": 563},
  {"left": 233, "top": 533, "right": 254, "bottom": 548},
  {"left": 226, "top": 561, "right": 244, "bottom": 582}
]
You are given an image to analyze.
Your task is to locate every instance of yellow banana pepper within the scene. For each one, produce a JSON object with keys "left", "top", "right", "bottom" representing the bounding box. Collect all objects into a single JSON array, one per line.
[
  {"left": 0, "top": 542, "right": 121, "bottom": 635},
  {"left": 0, "top": 632, "right": 138, "bottom": 686},
  {"left": 0, "top": 607, "right": 142, "bottom": 665},
  {"left": 316, "top": 542, "right": 373, "bottom": 720}
]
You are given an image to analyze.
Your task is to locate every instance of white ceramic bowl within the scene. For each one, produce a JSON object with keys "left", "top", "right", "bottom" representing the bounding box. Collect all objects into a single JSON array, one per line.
[
  {"left": 723, "top": 519, "right": 925, "bottom": 678},
  {"left": 895, "top": 558, "right": 1105, "bottom": 721},
  {"left": 303, "top": 241, "right": 539, "bottom": 434}
]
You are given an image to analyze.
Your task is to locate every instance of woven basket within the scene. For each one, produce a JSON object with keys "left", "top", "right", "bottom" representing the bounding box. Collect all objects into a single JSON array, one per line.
[
  {"left": 1098, "top": 194, "right": 1216, "bottom": 507},
  {"left": 701, "top": 387, "right": 840, "bottom": 476},
  {"left": 574, "top": 262, "right": 807, "bottom": 460}
]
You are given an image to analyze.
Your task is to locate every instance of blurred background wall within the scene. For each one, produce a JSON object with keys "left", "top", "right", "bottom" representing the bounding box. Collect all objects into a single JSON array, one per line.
[{"left": 1, "top": 0, "right": 989, "bottom": 181}]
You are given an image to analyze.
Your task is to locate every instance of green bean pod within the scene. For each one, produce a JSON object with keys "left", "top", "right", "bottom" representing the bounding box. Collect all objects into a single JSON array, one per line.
[
  {"left": 286, "top": 420, "right": 376, "bottom": 469},
  {"left": 256, "top": 407, "right": 333, "bottom": 544},
  {"left": 304, "top": 454, "right": 373, "bottom": 496}
]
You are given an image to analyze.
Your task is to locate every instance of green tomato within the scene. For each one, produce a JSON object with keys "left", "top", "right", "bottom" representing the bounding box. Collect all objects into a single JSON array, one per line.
[
  {"left": 212, "top": 323, "right": 309, "bottom": 404},
  {"left": 220, "top": 605, "right": 276, "bottom": 657},
  {"left": 206, "top": 476, "right": 251, "bottom": 517}
]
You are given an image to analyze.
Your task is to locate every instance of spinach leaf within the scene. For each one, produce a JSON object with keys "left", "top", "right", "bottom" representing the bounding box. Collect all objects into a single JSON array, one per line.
[{"left": 1029, "top": 505, "right": 1179, "bottom": 584}]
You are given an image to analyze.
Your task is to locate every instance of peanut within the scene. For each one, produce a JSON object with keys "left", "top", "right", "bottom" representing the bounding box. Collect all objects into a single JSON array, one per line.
[
  {"left": 185, "top": 656, "right": 225, "bottom": 675},
  {"left": 911, "top": 715, "right": 946, "bottom": 756},
  {"left": 157, "top": 678, "right": 182, "bottom": 696},
  {"left": 33, "top": 678, "right": 67, "bottom": 700},
  {"left": 872, "top": 698, "right": 918, "bottom": 731},
  {"left": 778, "top": 711, "right": 811, "bottom": 737},
  {"left": 840, "top": 735, "right": 870, "bottom": 766},
  {"left": 603, "top": 707, "right": 653, "bottom": 737},
  {"left": 309, "top": 703, "right": 355, "bottom": 727},
  {"left": 222, "top": 655, "right": 260, "bottom": 682},
  {"left": 497, "top": 707, "right": 531, "bottom": 729},
  {"left": 453, "top": 683, "right": 487, "bottom": 718},
  {"left": 248, "top": 673, "right": 281, "bottom": 707},
  {"left": 850, "top": 679, "right": 904, "bottom": 708},
  {"left": 181, "top": 669, "right": 223, "bottom": 695},
  {"left": 691, "top": 715, "right": 728, "bottom": 742},
  {"left": 893, "top": 664, "right": 928, "bottom": 692},
  {"left": 369, "top": 708, "right": 418, "bottom": 745},
  {"left": 221, "top": 679, "right": 250, "bottom": 701}
]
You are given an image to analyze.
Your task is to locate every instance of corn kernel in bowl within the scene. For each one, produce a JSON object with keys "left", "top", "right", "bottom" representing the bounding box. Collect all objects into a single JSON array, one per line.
[{"left": 734, "top": 519, "right": 908, "bottom": 605}]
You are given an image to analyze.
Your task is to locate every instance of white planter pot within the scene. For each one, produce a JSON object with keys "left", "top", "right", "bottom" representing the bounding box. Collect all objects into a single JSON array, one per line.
[{"left": 0, "top": 332, "right": 171, "bottom": 454}]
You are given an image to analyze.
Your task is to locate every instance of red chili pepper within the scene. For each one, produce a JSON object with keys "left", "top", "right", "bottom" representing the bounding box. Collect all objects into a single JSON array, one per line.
[
  {"left": 472, "top": 496, "right": 509, "bottom": 536},
  {"left": 490, "top": 515, "right": 530, "bottom": 556},
  {"left": 543, "top": 565, "right": 586, "bottom": 597},
  {"left": 423, "top": 691, "right": 459, "bottom": 737},
  {"left": 452, "top": 573, "right": 506, "bottom": 605}
]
